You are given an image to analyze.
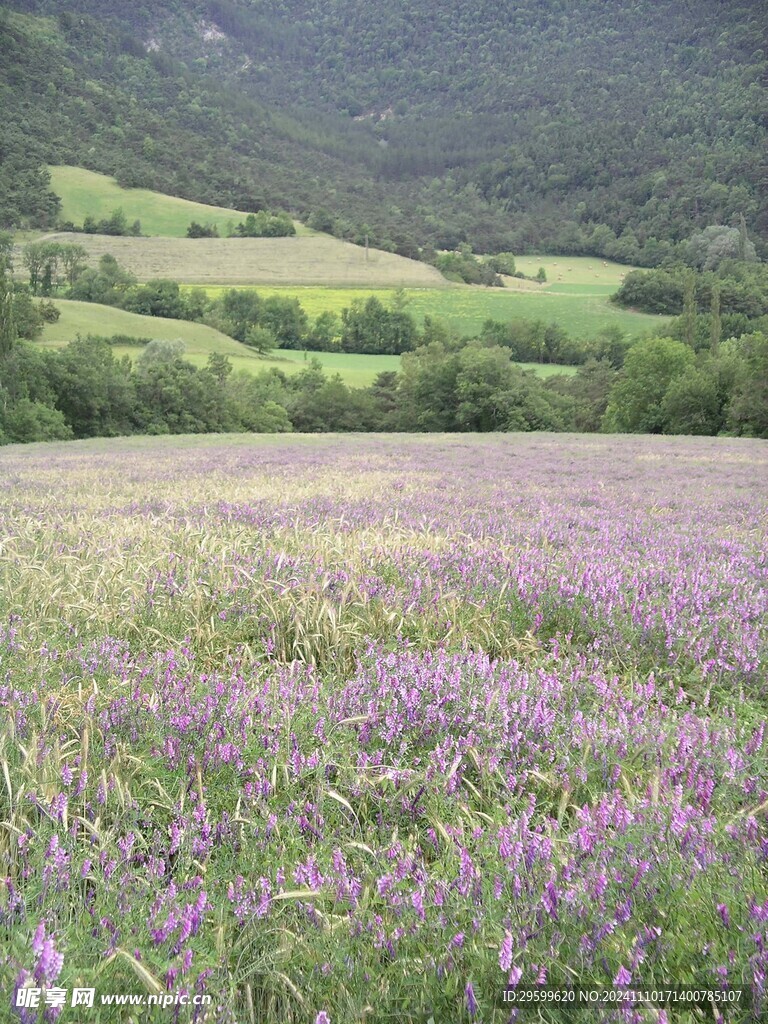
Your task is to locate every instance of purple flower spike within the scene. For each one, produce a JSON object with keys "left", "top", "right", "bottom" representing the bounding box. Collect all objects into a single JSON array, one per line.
[
  {"left": 716, "top": 903, "right": 730, "bottom": 928},
  {"left": 31, "top": 922, "right": 64, "bottom": 988},
  {"left": 465, "top": 981, "right": 479, "bottom": 1017},
  {"left": 613, "top": 965, "right": 632, "bottom": 987},
  {"left": 499, "top": 932, "right": 514, "bottom": 972}
]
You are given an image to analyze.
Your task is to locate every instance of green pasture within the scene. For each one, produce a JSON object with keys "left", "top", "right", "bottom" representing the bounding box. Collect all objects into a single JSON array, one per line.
[
  {"left": 361, "top": 286, "right": 663, "bottom": 338},
  {"left": 546, "top": 283, "right": 617, "bottom": 296},
  {"left": 36, "top": 302, "right": 403, "bottom": 384},
  {"left": 47, "top": 165, "right": 315, "bottom": 238},
  {"left": 193, "top": 284, "right": 669, "bottom": 340}
]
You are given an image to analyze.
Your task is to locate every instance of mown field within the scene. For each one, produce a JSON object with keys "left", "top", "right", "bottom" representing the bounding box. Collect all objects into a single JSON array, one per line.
[
  {"left": 39, "top": 301, "right": 575, "bottom": 384},
  {"left": 47, "top": 166, "right": 316, "bottom": 238},
  {"left": 513, "top": 255, "right": 633, "bottom": 289},
  {"left": 32, "top": 232, "right": 448, "bottom": 288},
  {"left": 1, "top": 433, "right": 766, "bottom": 1022}
]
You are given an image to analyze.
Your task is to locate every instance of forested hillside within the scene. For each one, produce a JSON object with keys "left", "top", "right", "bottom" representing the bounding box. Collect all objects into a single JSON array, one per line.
[{"left": 1, "top": 0, "right": 765, "bottom": 257}]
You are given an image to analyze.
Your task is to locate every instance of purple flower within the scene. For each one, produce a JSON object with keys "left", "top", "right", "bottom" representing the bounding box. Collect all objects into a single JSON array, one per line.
[
  {"left": 542, "top": 881, "right": 558, "bottom": 919},
  {"left": 411, "top": 889, "right": 426, "bottom": 920},
  {"left": 31, "top": 922, "right": 64, "bottom": 987}
]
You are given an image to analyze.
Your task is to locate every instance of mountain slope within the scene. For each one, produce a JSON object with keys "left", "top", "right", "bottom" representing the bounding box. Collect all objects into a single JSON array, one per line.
[{"left": 1, "top": 0, "right": 765, "bottom": 256}]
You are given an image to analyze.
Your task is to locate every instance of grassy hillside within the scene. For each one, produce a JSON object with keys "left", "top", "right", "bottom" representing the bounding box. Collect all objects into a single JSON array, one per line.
[
  {"left": 48, "top": 165, "right": 314, "bottom": 237},
  {"left": 38, "top": 299, "right": 266, "bottom": 369},
  {"left": 34, "top": 232, "right": 448, "bottom": 287},
  {"left": 19, "top": 169, "right": 669, "bottom": 340},
  {"left": 37, "top": 301, "right": 408, "bottom": 383},
  {"left": 39, "top": 301, "right": 575, "bottom": 384}
]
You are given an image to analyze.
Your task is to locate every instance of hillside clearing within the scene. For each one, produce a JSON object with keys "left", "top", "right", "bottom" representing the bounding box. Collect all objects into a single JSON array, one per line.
[
  {"left": 514, "top": 254, "right": 636, "bottom": 287},
  {"left": 38, "top": 300, "right": 258, "bottom": 358}
]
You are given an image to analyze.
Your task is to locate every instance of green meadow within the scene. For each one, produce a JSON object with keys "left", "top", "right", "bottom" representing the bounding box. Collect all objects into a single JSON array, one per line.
[
  {"left": 47, "top": 165, "right": 316, "bottom": 238},
  {"left": 39, "top": 300, "right": 254, "bottom": 358},
  {"left": 195, "top": 284, "right": 669, "bottom": 340}
]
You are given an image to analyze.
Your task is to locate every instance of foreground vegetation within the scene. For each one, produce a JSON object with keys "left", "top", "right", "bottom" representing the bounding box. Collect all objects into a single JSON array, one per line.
[{"left": 1, "top": 433, "right": 766, "bottom": 1022}]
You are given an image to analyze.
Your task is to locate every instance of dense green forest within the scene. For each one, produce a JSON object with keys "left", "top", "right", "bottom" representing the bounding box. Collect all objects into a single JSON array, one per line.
[{"left": 1, "top": 0, "right": 765, "bottom": 258}]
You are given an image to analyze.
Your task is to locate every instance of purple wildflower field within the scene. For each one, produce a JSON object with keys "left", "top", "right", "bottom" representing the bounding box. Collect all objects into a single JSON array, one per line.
[{"left": 1, "top": 432, "right": 767, "bottom": 1023}]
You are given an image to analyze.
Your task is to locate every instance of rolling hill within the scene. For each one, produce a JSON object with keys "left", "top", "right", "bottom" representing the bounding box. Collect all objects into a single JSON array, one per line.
[
  {"left": 20, "top": 171, "right": 671, "bottom": 349},
  {"left": 39, "top": 299, "right": 258, "bottom": 357},
  {"left": 38, "top": 301, "right": 577, "bottom": 384}
]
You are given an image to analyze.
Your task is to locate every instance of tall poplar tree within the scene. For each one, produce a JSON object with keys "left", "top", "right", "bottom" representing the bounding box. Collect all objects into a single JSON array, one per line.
[
  {"left": 682, "top": 270, "right": 697, "bottom": 348},
  {"left": 710, "top": 283, "right": 721, "bottom": 355},
  {"left": 0, "top": 274, "right": 15, "bottom": 358}
]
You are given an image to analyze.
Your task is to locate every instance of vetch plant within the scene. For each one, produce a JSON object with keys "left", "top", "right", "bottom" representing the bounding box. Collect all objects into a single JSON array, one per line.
[{"left": 0, "top": 432, "right": 766, "bottom": 1022}]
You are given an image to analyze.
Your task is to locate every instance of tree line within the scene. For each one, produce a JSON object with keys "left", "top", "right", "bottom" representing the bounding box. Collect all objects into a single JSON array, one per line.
[
  {"left": 612, "top": 262, "right": 767, "bottom": 321},
  {"left": 2, "top": 305, "right": 766, "bottom": 444}
]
